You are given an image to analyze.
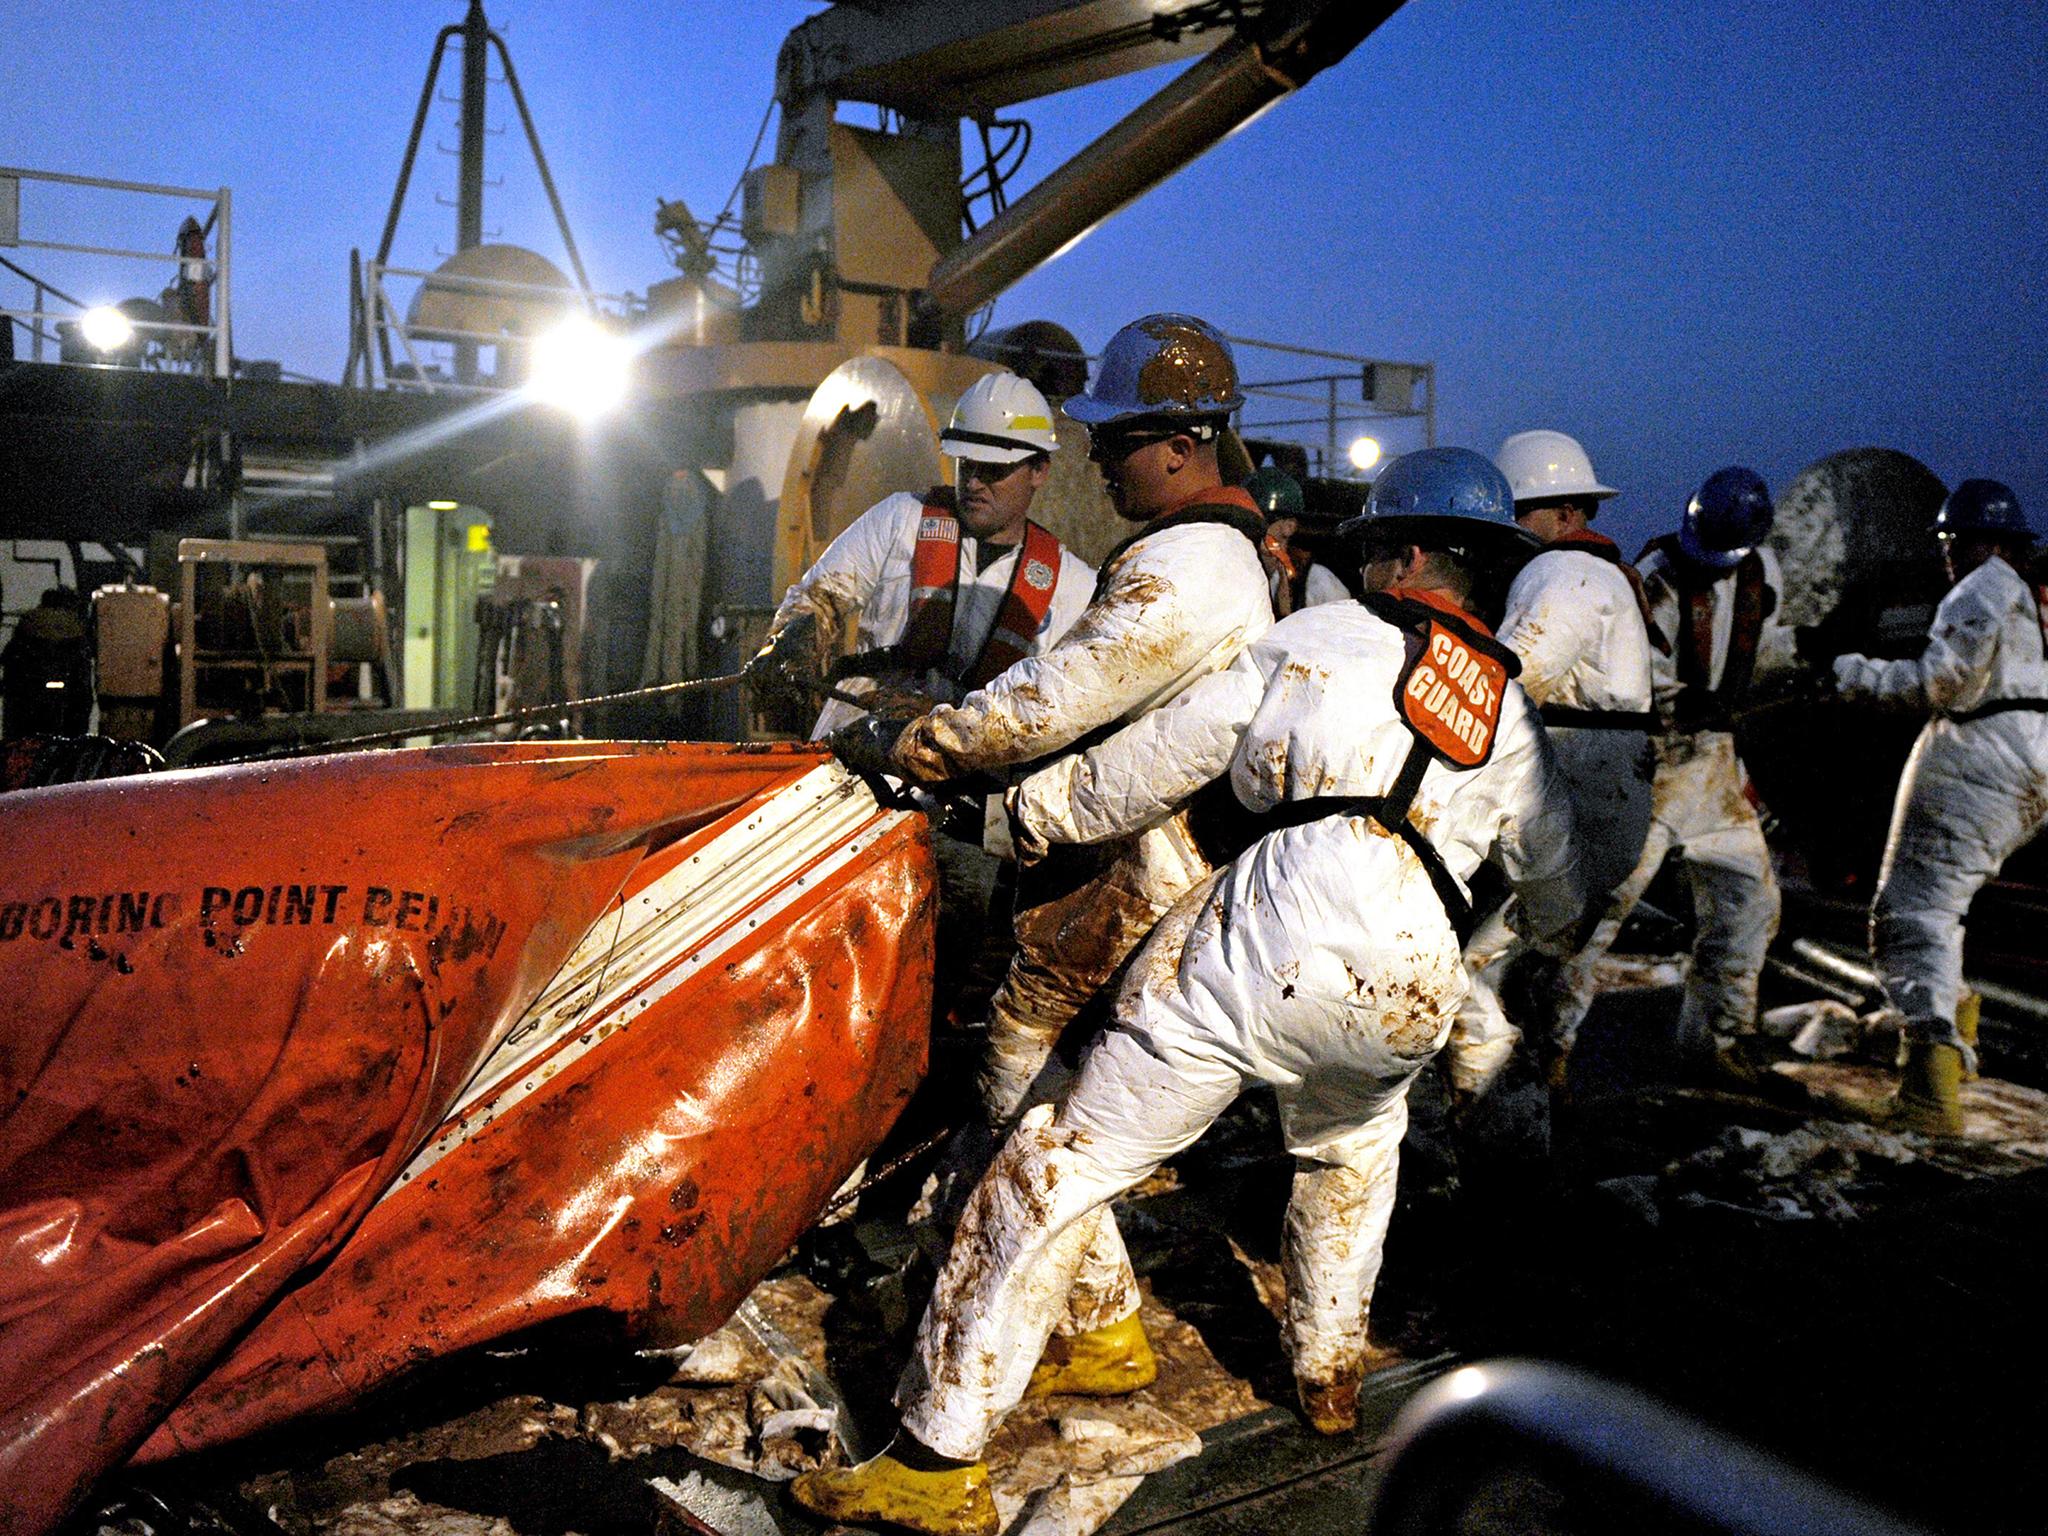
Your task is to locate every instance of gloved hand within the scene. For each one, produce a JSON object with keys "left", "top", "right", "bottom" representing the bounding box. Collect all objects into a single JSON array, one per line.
[
  {"left": 827, "top": 714, "right": 913, "bottom": 779},
  {"left": 1004, "top": 785, "right": 1051, "bottom": 868},
  {"left": 1794, "top": 624, "right": 1840, "bottom": 669},
  {"left": 1501, "top": 947, "right": 1565, "bottom": 1018},
  {"left": 745, "top": 610, "right": 819, "bottom": 701}
]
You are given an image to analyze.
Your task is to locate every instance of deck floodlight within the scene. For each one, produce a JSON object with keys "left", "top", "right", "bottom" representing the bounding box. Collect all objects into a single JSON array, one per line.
[
  {"left": 528, "top": 317, "right": 631, "bottom": 417},
  {"left": 80, "top": 305, "right": 136, "bottom": 353}
]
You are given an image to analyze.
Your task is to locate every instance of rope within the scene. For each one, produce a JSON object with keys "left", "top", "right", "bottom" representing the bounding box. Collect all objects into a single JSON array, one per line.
[
  {"left": 823, "top": 1124, "right": 958, "bottom": 1217},
  {"left": 221, "top": 671, "right": 750, "bottom": 764}
]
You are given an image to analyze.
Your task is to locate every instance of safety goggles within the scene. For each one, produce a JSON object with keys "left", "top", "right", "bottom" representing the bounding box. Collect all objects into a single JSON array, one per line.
[
  {"left": 1086, "top": 429, "right": 1180, "bottom": 467},
  {"left": 956, "top": 456, "right": 1031, "bottom": 485},
  {"left": 1085, "top": 418, "right": 1221, "bottom": 466}
]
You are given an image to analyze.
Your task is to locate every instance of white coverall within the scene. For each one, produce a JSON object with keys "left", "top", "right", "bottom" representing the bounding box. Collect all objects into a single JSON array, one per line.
[
  {"left": 766, "top": 491, "right": 1094, "bottom": 737},
  {"left": 1834, "top": 554, "right": 2048, "bottom": 1048},
  {"left": 1557, "top": 545, "right": 1791, "bottom": 1057},
  {"left": 894, "top": 510, "right": 1274, "bottom": 1120},
  {"left": 897, "top": 601, "right": 1582, "bottom": 1458},
  {"left": 895, "top": 507, "right": 1272, "bottom": 1333},
  {"left": 1449, "top": 543, "right": 1655, "bottom": 1090},
  {"left": 1303, "top": 562, "right": 1352, "bottom": 607}
]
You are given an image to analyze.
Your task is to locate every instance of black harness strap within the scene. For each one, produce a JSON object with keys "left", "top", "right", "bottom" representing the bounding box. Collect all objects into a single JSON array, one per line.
[
  {"left": 1948, "top": 698, "right": 2048, "bottom": 723},
  {"left": 1248, "top": 785, "right": 1476, "bottom": 943},
  {"left": 1540, "top": 703, "right": 1659, "bottom": 731},
  {"left": 1200, "top": 592, "right": 1505, "bottom": 942}
]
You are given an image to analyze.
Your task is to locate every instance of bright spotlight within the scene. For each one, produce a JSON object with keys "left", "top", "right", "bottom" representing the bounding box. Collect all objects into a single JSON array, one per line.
[
  {"left": 527, "top": 317, "right": 631, "bottom": 417},
  {"left": 1347, "top": 435, "right": 1383, "bottom": 473},
  {"left": 80, "top": 305, "right": 136, "bottom": 353},
  {"left": 1445, "top": 1366, "right": 1490, "bottom": 1401}
]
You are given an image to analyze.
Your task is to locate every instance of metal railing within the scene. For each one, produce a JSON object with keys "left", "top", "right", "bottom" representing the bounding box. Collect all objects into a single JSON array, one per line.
[
  {"left": 1228, "top": 331, "right": 1435, "bottom": 478},
  {"left": 348, "top": 254, "right": 639, "bottom": 394},
  {"left": 0, "top": 166, "right": 232, "bottom": 377},
  {"left": 967, "top": 327, "right": 1436, "bottom": 480}
]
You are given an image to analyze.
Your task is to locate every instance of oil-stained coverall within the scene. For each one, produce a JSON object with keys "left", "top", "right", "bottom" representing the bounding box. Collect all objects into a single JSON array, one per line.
[
  {"left": 764, "top": 491, "right": 1094, "bottom": 738},
  {"left": 890, "top": 497, "right": 1274, "bottom": 1121},
  {"left": 1834, "top": 555, "right": 2048, "bottom": 1050},
  {"left": 763, "top": 491, "right": 1095, "bottom": 1029},
  {"left": 895, "top": 597, "right": 1582, "bottom": 1458},
  {"left": 1557, "top": 543, "right": 1790, "bottom": 1058},
  {"left": 1448, "top": 536, "right": 1655, "bottom": 1091},
  {"left": 886, "top": 495, "right": 1271, "bottom": 1331}
]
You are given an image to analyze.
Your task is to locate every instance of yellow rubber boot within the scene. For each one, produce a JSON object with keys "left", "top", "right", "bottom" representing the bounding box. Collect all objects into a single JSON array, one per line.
[
  {"left": 1297, "top": 1371, "right": 1362, "bottom": 1435},
  {"left": 1958, "top": 991, "right": 1981, "bottom": 1082},
  {"left": 1027, "top": 1311, "right": 1157, "bottom": 1398},
  {"left": 1894, "top": 1041, "right": 1965, "bottom": 1137},
  {"left": 789, "top": 1449, "right": 997, "bottom": 1536}
]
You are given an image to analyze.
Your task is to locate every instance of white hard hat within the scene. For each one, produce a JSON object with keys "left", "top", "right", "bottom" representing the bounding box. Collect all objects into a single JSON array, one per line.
[
  {"left": 1494, "top": 429, "right": 1617, "bottom": 506},
  {"left": 942, "top": 373, "right": 1059, "bottom": 464}
]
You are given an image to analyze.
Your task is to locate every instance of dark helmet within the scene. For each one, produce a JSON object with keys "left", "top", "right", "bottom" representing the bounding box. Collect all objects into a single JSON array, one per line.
[
  {"left": 1932, "top": 479, "right": 2030, "bottom": 542},
  {"left": 1244, "top": 466, "right": 1305, "bottom": 522},
  {"left": 1064, "top": 313, "right": 1243, "bottom": 429},
  {"left": 1336, "top": 447, "right": 1537, "bottom": 565},
  {"left": 1679, "top": 466, "right": 1774, "bottom": 570}
]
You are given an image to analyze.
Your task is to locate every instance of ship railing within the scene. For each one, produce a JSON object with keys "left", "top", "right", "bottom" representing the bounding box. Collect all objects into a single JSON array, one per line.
[{"left": 0, "top": 166, "right": 231, "bottom": 379}]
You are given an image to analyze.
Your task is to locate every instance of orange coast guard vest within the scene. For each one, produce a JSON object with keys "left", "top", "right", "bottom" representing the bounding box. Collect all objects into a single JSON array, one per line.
[
  {"left": 1192, "top": 589, "right": 1518, "bottom": 942},
  {"left": 1367, "top": 589, "right": 1514, "bottom": 773}
]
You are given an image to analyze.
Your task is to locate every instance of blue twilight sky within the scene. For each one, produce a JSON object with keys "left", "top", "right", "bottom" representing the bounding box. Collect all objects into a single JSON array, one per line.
[{"left": 4, "top": 0, "right": 2044, "bottom": 554}]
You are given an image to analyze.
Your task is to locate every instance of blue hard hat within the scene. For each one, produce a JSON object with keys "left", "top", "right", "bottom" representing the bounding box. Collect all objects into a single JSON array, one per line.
[
  {"left": 1065, "top": 313, "right": 1243, "bottom": 428},
  {"left": 1336, "top": 447, "right": 1536, "bottom": 562},
  {"left": 1679, "top": 466, "right": 1774, "bottom": 570},
  {"left": 1933, "top": 478, "right": 2030, "bottom": 541}
]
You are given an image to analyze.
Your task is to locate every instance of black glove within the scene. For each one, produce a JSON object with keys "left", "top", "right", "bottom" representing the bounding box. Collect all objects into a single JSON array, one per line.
[
  {"left": 1793, "top": 624, "right": 1839, "bottom": 669},
  {"left": 827, "top": 714, "right": 913, "bottom": 779},
  {"left": 1500, "top": 947, "right": 1565, "bottom": 1030},
  {"left": 745, "top": 611, "right": 819, "bottom": 700}
]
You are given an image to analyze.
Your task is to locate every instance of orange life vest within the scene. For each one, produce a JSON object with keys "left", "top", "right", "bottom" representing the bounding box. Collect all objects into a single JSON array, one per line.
[
  {"left": 886, "top": 492, "right": 1066, "bottom": 692},
  {"left": 1372, "top": 587, "right": 1513, "bottom": 771}
]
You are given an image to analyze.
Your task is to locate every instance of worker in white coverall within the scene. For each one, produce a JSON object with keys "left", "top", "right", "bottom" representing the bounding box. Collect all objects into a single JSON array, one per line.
[
  {"left": 1823, "top": 479, "right": 2048, "bottom": 1132},
  {"left": 748, "top": 372, "right": 1093, "bottom": 737},
  {"left": 1247, "top": 465, "right": 1353, "bottom": 615},
  {"left": 829, "top": 312, "right": 1273, "bottom": 1383},
  {"left": 1447, "top": 431, "right": 1656, "bottom": 1097},
  {"left": 1558, "top": 466, "right": 1792, "bottom": 1074},
  {"left": 748, "top": 372, "right": 1095, "bottom": 1024},
  {"left": 794, "top": 448, "right": 1582, "bottom": 1536}
]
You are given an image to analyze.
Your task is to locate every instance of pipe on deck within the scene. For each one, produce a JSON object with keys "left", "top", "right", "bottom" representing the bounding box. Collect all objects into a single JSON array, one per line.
[{"left": 1788, "top": 936, "right": 2048, "bottom": 1028}]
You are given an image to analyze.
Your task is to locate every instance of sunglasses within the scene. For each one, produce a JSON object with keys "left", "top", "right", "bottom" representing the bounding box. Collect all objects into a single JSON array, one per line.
[{"left": 1085, "top": 430, "right": 1180, "bottom": 467}]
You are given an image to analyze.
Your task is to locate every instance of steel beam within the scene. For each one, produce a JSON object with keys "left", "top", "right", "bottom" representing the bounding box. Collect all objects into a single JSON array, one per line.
[
  {"left": 922, "top": 0, "right": 1400, "bottom": 318},
  {"left": 777, "top": 0, "right": 1218, "bottom": 117}
]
